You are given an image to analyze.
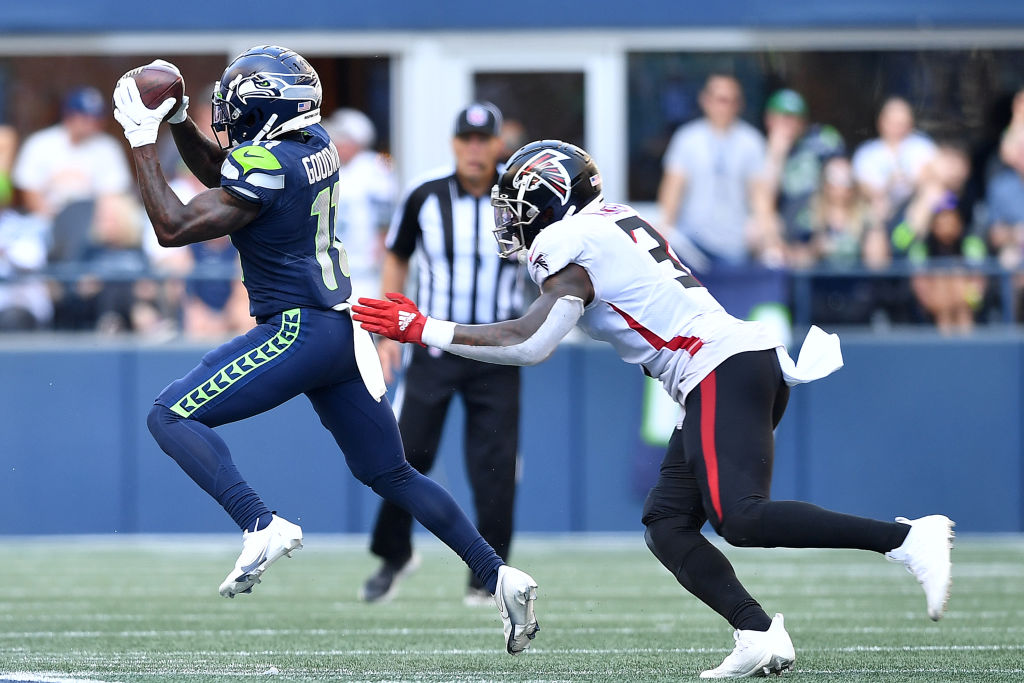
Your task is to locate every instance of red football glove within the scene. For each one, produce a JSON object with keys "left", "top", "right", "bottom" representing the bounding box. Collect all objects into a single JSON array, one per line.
[{"left": 352, "top": 292, "right": 427, "bottom": 346}]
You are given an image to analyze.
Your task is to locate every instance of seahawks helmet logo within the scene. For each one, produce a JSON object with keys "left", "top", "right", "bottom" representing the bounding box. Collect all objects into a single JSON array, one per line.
[
  {"left": 236, "top": 73, "right": 301, "bottom": 101},
  {"left": 225, "top": 72, "right": 318, "bottom": 109},
  {"left": 513, "top": 150, "right": 573, "bottom": 205}
]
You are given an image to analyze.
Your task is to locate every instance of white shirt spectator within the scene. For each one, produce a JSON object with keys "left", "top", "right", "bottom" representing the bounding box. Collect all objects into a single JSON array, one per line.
[
  {"left": 336, "top": 150, "right": 395, "bottom": 299},
  {"left": 662, "top": 118, "right": 765, "bottom": 263},
  {"left": 0, "top": 209, "right": 52, "bottom": 326},
  {"left": 324, "top": 108, "right": 396, "bottom": 301},
  {"left": 12, "top": 123, "right": 131, "bottom": 217},
  {"left": 851, "top": 132, "right": 937, "bottom": 209}
]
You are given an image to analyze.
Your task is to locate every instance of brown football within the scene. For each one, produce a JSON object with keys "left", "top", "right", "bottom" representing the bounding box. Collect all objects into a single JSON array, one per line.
[{"left": 124, "top": 63, "right": 184, "bottom": 121}]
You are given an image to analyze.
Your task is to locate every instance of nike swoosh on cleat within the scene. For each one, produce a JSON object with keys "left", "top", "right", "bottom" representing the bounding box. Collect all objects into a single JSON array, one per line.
[{"left": 239, "top": 549, "right": 268, "bottom": 575}]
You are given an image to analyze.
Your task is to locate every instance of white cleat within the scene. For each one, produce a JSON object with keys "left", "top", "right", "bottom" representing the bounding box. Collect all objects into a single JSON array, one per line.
[
  {"left": 218, "top": 514, "right": 303, "bottom": 598},
  {"left": 700, "top": 613, "right": 795, "bottom": 679},
  {"left": 493, "top": 565, "right": 540, "bottom": 655},
  {"left": 885, "top": 514, "right": 955, "bottom": 620}
]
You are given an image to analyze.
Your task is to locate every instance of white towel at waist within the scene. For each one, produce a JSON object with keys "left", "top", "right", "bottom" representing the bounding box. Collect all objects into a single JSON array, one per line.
[
  {"left": 334, "top": 301, "right": 387, "bottom": 401},
  {"left": 776, "top": 324, "right": 843, "bottom": 386}
]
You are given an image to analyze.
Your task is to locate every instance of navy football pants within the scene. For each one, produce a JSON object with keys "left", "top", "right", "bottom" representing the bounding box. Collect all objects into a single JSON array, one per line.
[
  {"left": 147, "top": 308, "right": 503, "bottom": 591},
  {"left": 641, "top": 349, "right": 909, "bottom": 631}
]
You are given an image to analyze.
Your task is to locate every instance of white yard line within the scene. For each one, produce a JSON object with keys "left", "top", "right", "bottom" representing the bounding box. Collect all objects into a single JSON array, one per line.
[
  {"left": 0, "top": 674, "right": 122, "bottom": 683},
  {"left": 5, "top": 644, "right": 1023, "bottom": 657}
]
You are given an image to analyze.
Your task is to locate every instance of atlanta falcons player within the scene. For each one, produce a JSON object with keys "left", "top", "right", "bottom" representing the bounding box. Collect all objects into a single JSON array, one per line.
[{"left": 353, "top": 140, "right": 954, "bottom": 679}]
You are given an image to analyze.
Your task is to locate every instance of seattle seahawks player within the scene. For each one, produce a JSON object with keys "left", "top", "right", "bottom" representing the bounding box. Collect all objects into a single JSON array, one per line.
[
  {"left": 353, "top": 140, "right": 954, "bottom": 678},
  {"left": 111, "top": 46, "right": 539, "bottom": 655}
]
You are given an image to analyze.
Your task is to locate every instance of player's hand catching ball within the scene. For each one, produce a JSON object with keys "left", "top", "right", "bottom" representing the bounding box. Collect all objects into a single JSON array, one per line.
[
  {"left": 148, "top": 60, "right": 190, "bottom": 124},
  {"left": 112, "top": 76, "right": 176, "bottom": 148},
  {"left": 352, "top": 293, "right": 427, "bottom": 346}
]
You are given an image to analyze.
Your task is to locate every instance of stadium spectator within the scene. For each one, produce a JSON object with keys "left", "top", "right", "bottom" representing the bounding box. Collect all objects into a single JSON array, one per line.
[
  {"left": 180, "top": 235, "right": 250, "bottom": 339},
  {"left": 985, "top": 127, "right": 1024, "bottom": 318},
  {"left": 908, "top": 192, "right": 987, "bottom": 334},
  {"left": 800, "top": 157, "right": 893, "bottom": 326},
  {"left": 361, "top": 102, "right": 525, "bottom": 606},
  {"left": 657, "top": 73, "right": 767, "bottom": 275},
  {"left": 354, "top": 139, "right": 954, "bottom": 679},
  {"left": 112, "top": 49, "right": 538, "bottom": 656},
  {"left": 11, "top": 86, "right": 134, "bottom": 330},
  {"left": 0, "top": 125, "right": 52, "bottom": 331},
  {"left": 168, "top": 163, "right": 251, "bottom": 339},
  {"left": 752, "top": 88, "right": 846, "bottom": 264},
  {"left": 998, "top": 86, "right": 1024, "bottom": 169},
  {"left": 805, "top": 157, "right": 885, "bottom": 268},
  {"left": 12, "top": 85, "right": 131, "bottom": 222},
  {"left": 890, "top": 143, "right": 972, "bottom": 258},
  {"left": 874, "top": 142, "right": 975, "bottom": 327},
  {"left": 988, "top": 118, "right": 1024, "bottom": 268},
  {"left": 323, "top": 108, "right": 396, "bottom": 300},
  {"left": 852, "top": 96, "right": 938, "bottom": 229},
  {"left": 0, "top": 124, "right": 13, "bottom": 209},
  {"left": 80, "top": 192, "right": 160, "bottom": 334}
]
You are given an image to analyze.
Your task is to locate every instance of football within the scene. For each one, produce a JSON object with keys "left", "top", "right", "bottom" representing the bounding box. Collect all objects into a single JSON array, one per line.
[{"left": 123, "top": 63, "right": 184, "bottom": 121}]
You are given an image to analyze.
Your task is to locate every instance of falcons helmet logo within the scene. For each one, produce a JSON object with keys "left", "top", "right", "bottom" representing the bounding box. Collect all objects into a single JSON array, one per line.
[{"left": 513, "top": 149, "right": 573, "bottom": 205}]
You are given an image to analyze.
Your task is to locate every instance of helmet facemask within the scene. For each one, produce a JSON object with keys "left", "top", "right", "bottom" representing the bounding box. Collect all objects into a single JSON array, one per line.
[
  {"left": 491, "top": 184, "right": 543, "bottom": 258},
  {"left": 211, "top": 81, "right": 238, "bottom": 147}
]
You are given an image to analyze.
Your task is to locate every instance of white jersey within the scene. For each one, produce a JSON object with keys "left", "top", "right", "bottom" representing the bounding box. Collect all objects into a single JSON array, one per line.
[{"left": 525, "top": 202, "right": 783, "bottom": 404}]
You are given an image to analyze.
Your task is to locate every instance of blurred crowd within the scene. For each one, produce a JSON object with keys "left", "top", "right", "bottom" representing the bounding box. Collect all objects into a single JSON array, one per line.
[
  {"left": 0, "top": 87, "right": 396, "bottom": 339},
  {"left": 657, "top": 74, "right": 1024, "bottom": 334},
  {"left": 2, "top": 75, "right": 1024, "bottom": 338}
]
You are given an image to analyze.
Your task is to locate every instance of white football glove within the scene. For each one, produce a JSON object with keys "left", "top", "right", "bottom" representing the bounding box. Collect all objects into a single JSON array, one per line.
[
  {"left": 149, "top": 59, "right": 190, "bottom": 124},
  {"left": 112, "top": 76, "right": 176, "bottom": 148}
]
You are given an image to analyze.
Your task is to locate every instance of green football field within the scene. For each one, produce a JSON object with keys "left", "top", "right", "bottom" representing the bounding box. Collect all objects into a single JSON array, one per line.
[{"left": 1, "top": 534, "right": 1022, "bottom": 682}]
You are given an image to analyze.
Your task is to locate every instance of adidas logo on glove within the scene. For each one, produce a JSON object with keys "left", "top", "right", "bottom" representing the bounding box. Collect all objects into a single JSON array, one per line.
[{"left": 398, "top": 310, "right": 416, "bottom": 332}]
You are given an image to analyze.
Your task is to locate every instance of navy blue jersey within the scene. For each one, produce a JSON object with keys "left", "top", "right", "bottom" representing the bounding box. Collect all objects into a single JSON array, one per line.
[{"left": 220, "top": 124, "right": 351, "bottom": 320}]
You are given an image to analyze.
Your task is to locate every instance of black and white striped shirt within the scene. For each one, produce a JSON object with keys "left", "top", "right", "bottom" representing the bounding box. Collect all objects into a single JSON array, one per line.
[{"left": 386, "top": 168, "right": 522, "bottom": 324}]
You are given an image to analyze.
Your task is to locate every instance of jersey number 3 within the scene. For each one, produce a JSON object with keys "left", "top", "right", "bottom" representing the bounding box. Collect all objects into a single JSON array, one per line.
[
  {"left": 615, "top": 216, "right": 701, "bottom": 288},
  {"left": 311, "top": 180, "right": 351, "bottom": 291}
]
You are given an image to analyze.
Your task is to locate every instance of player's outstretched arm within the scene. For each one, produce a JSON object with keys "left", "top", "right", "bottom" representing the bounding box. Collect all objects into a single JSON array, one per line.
[{"left": 353, "top": 263, "right": 595, "bottom": 366}]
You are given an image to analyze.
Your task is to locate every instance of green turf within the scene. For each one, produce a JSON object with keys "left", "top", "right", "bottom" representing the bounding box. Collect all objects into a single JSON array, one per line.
[{"left": 1, "top": 534, "right": 1022, "bottom": 682}]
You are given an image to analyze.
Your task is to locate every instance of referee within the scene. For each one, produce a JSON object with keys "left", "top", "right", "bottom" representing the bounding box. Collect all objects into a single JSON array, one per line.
[{"left": 361, "top": 102, "right": 524, "bottom": 605}]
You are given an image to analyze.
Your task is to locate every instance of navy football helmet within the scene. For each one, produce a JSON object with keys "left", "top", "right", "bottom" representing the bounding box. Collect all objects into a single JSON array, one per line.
[
  {"left": 491, "top": 140, "right": 603, "bottom": 258},
  {"left": 212, "top": 45, "right": 322, "bottom": 147}
]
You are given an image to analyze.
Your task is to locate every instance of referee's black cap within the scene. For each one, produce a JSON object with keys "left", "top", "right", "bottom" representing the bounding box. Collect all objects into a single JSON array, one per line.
[{"left": 454, "top": 102, "right": 503, "bottom": 138}]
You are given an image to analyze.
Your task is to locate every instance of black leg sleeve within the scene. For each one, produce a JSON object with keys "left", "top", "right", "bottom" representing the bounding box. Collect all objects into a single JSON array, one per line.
[{"left": 642, "top": 427, "right": 772, "bottom": 632}]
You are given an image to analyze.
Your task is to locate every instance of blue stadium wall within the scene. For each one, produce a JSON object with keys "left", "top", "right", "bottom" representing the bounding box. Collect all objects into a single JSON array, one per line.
[
  {"left": 1, "top": 334, "right": 1021, "bottom": 535},
  {"left": 2, "top": 1, "right": 1024, "bottom": 32}
]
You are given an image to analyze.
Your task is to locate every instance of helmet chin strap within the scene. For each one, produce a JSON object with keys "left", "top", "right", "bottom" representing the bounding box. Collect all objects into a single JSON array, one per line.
[
  {"left": 250, "top": 110, "right": 321, "bottom": 145},
  {"left": 251, "top": 113, "right": 279, "bottom": 144}
]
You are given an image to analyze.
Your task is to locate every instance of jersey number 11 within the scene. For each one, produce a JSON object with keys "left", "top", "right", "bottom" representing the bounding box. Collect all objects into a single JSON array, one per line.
[{"left": 311, "top": 180, "right": 351, "bottom": 291}]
